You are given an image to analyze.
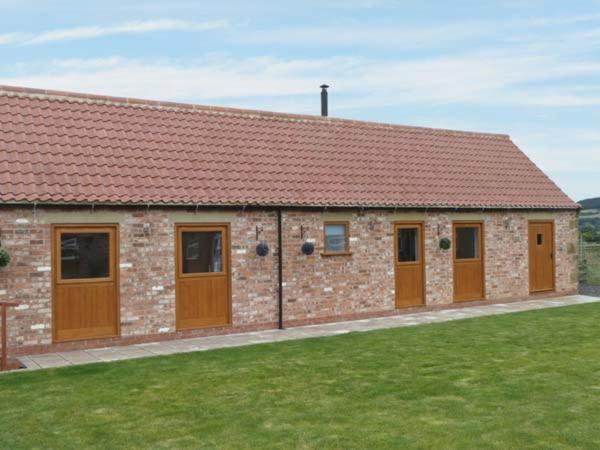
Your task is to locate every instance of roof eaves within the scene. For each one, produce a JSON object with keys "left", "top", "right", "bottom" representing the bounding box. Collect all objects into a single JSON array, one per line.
[{"left": 0, "top": 199, "right": 581, "bottom": 210}]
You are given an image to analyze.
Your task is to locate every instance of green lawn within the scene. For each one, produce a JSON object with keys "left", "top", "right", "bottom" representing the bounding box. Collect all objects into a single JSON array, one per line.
[{"left": 2, "top": 304, "right": 600, "bottom": 449}]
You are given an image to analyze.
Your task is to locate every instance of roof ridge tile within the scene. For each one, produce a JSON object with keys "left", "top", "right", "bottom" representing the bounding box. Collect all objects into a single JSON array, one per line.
[{"left": 0, "top": 84, "right": 509, "bottom": 139}]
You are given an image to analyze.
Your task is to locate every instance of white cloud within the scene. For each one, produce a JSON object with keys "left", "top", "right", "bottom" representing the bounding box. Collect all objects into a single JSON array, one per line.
[
  {"left": 2, "top": 18, "right": 600, "bottom": 114},
  {"left": 241, "top": 22, "right": 490, "bottom": 49},
  {"left": 529, "top": 14, "right": 600, "bottom": 26},
  {"left": 4, "top": 44, "right": 600, "bottom": 111},
  {"left": 235, "top": 13, "right": 600, "bottom": 50},
  {"left": 0, "top": 56, "right": 329, "bottom": 103},
  {"left": 0, "top": 32, "right": 28, "bottom": 45},
  {"left": 0, "top": 19, "right": 229, "bottom": 46}
]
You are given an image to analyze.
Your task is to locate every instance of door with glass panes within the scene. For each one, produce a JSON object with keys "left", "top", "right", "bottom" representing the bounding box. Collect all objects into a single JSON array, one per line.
[
  {"left": 175, "top": 224, "right": 230, "bottom": 330},
  {"left": 394, "top": 223, "right": 425, "bottom": 308},
  {"left": 53, "top": 225, "right": 119, "bottom": 342},
  {"left": 453, "top": 222, "right": 485, "bottom": 302}
]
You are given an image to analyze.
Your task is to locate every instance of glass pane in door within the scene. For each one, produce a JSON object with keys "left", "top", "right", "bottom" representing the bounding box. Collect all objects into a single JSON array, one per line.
[
  {"left": 398, "top": 228, "right": 419, "bottom": 262},
  {"left": 456, "top": 227, "right": 480, "bottom": 260},
  {"left": 60, "top": 233, "right": 110, "bottom": 279},
  {"left": 182, "top": 231, "right": 223, "bottom": 273}
]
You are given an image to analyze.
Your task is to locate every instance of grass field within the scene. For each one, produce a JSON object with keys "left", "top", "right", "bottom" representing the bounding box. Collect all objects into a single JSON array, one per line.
[{"left": 2, "top": 304, "right": 600, "bottom": 449}]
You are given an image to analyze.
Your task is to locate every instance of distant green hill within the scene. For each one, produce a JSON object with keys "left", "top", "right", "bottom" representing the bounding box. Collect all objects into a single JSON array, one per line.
[
  {"left": 579, "top": 197, "right": 600, "bottom": 242},
  {"left": 579, "top": 197, "right": 600, "bottom": 209}
]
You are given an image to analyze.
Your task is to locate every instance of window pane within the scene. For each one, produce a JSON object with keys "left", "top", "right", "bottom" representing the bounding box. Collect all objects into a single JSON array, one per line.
[
  {"left": 398, "top": 228, "right": 419, "bottom": 262},
  {"left": 456, "top": 227, "right": 480, "bottom": 259},
  {"left": 537, "top": 233, "right": 543, "bottom": 245},
  {"left": 182, "top": 231, "right": 222, "bottom": 273},
  {"left": 61, "top": 233, "right": 110, "bottom": 279},
  {"left": 325, "top": 224, "right": 347, "bottom": 253}
]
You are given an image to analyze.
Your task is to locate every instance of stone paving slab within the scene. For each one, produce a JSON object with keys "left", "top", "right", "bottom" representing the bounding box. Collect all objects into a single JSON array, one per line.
[{"left": 12, "top": 294, "right": 600, "bottom": 372}]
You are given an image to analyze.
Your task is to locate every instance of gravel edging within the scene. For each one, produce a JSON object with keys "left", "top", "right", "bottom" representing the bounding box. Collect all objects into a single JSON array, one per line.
[{"left": 579, "top": 282, "right": 600, "bottom": 297}]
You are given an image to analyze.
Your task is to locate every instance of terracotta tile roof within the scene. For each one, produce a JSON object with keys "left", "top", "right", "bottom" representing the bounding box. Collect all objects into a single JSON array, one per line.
[{"left": 0, "top": 85, "right": 577, "bottom": 209}]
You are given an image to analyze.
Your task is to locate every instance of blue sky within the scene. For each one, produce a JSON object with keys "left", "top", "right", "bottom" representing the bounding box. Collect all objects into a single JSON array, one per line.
[{"left": 1, "top": 0, "right": 599, "bottom": 201}]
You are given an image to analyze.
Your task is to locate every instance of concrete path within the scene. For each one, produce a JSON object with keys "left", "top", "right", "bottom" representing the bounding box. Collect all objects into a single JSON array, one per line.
[{"left": 17, "top": 294, "right": 600, "bottom": 371}]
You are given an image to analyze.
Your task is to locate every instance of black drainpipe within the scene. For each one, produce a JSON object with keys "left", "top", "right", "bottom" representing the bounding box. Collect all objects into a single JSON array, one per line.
[{"left": 277, "top": 208, "right": 284, "bottom": 329}]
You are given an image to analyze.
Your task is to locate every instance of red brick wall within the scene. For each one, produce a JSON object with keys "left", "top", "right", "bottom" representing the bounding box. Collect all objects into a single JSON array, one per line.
[
  {"left": 0, "top": 207, "right": 578, "bottom": 354},
  {"left": 281, "top": 211, "right": 395, "bottom": 321},
  {"left": 0, "top": 210, "right": 52, "bottom": 348}
]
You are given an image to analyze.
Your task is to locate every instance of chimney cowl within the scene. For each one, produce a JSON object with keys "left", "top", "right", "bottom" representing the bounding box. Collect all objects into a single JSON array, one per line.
[{"left": 320, "top": 84, "right": 329, "bottom": 117}]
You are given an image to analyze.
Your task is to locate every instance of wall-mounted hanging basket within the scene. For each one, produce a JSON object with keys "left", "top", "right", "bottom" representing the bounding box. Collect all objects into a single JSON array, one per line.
[
  {"left": 0, "top": 247, "right": 10, "bottom": 267},
  {"left": 256, "top": 242, "right": 269, "bottom": 257},
  {"left": 301, "top": 241, "right": 315, "bottom": 256},
  {"left": 439, "top": 238, "right": 451, "bottom": 250}
]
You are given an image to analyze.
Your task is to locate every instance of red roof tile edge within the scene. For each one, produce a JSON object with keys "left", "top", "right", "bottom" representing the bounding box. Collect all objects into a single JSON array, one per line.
[{"left": 0, "top": 200, "right": 580, "bottom": 210}]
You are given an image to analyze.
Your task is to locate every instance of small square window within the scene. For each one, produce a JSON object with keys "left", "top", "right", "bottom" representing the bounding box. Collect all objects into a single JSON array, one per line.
[
  {"left": 537, "top": 233, "right": 543, "bottom": 246},
  {"left": 324, "top": 223, "right": 349, "bottom": 254}
]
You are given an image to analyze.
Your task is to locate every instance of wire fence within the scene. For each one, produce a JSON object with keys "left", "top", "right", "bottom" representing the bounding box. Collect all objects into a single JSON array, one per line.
[{"left": 579, "top": 237, "right": 600, "bottom": 285}]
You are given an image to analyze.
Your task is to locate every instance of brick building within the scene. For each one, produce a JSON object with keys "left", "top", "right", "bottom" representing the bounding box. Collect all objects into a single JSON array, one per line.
[{"left": 0, "top": 85, "right": 579, "bottom": 355}]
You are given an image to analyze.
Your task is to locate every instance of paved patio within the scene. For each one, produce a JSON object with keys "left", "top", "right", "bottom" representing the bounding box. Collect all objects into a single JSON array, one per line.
[{"left": 16, "top": 294, "right": 600, "bottom": 371}]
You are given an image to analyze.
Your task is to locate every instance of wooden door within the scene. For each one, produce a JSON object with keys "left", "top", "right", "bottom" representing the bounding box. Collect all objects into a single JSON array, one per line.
[
  {"left": 453, "top": 222, "right": 485, "bottom": 302},
  {"left": 529, "top": 221, "right": 555, "bottom": 293},
  {"left": 394, "top": 223, "right": 425, "bottom": 308},
  {"left": 176, "top": 224, "right": 230, "bottom": 330},
  {"left": 53, "top": 225, "right": 119, "bottom": 342}
]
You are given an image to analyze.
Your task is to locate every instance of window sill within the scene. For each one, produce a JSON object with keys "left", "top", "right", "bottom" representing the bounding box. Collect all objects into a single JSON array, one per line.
[{"left": 321, "top": 252, "right": 353, "bottom": 257}]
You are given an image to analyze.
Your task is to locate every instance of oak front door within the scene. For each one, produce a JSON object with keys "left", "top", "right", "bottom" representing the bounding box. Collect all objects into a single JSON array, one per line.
[
  {"left": 53, "top": 225, "right": 119, "bottom": 342},
  {"left": 453, "top": 222, "right": 484, "bottom": 302},
  {"left": 394, "top": 223, "right": 425, "bottom": 308},
  {"left": 529, "top": 221, "right": 555, "bottom": 293},
  {"left": 176, "top": 224, "right": 230, "bottom": 330}
]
